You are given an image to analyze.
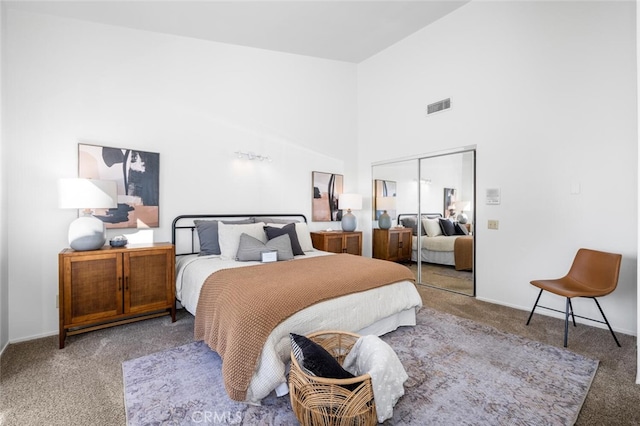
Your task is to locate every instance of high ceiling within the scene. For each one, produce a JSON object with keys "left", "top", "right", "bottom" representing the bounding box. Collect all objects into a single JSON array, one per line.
[{"left": 4, "top": 0, "right": 469, "bottom": 63}]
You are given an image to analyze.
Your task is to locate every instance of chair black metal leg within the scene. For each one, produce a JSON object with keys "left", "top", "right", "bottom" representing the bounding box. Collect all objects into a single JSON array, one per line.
[
  {"left": 592, "top": 298, "right": 621, "bottom": 347},
  {"left": 564, "top": 298, "right": 570, "bottom": 347},
  {"left": 567, "top": 298, "right": 577, "bottom": 327},
  {"left": 526, "top": 289, "right": 544, "bottom": 325}
]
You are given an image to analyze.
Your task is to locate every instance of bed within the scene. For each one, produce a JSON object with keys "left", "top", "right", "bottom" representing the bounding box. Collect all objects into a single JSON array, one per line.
[
  {"left": 398, "top": 213, "right": 473, "bottom": 271},
  {"left": 172, "top": 214, "right": 423, "bottom": 405}
]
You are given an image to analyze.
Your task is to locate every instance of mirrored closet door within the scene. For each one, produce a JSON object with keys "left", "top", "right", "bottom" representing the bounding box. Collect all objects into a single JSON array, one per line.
[{"left": 372, "top": 149, "right": 475, "bottom": 296}]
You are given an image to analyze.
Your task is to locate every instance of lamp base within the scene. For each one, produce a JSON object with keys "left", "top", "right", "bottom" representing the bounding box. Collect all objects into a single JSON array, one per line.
[
  {"left": 341, "top": 211, "right": 357, "bottom": 232},
  {"left": 457, "top": 213, "right": 468, "bottom": 224},
  {"left": 378, "top": 211, "right": 392, "bottom": 229},
  {"left": 69, "top": 214, "right": 107, "bottom": 251}
]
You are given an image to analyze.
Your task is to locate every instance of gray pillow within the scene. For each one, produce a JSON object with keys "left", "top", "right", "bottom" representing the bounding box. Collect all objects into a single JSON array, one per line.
[
  {"left": 236, "top": 233, "right": 294, "bottom": 261},
  {"left": 195, "top": 219, "right": 253, "bottom": 256},
  {"left": 454, "top": 222, "right": 469, "bottom": 235}
]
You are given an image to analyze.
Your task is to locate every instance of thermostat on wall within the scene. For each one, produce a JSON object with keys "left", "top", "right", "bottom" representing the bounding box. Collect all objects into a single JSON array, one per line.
[{"left": 486, "top": 188, "right": 501, "bottom": 205}]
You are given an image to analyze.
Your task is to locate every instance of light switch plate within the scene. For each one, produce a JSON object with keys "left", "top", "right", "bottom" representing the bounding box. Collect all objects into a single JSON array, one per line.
[{"left": 488, "top": 220, "right": 499, "bottom": 230}]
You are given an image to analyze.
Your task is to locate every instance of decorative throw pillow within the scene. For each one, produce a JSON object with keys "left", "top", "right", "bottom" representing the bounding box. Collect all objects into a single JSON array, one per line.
[
  {"left": 266, "top": 222, "right": 315, "bottom": 252},
  {"left": 400, "top": 217, "right": 418, "bottom": 236},
  {"left": 236, "top": 233, "right": 294, "bottom": 261},
  {"left": 454, "top": 222, "right": 469, "bottom": 235},
  {"left": 290, "top": 333, "right": 357, "bottom": 387},
  {"left": 264, "top": 223, "right": 304, "bottom": 256},
  {"left": 194, "top": 219, "right": 253, "bottom": 256},
  {"left": 294, "top": 223, "right": 314, "bottom": 252},
  {"left": 218, "top": 222, "right": 267, "bottom": 259},
  {"left": 438, "top": 218, "right": 456, "bottom": 236},
  {"left": 422, "top": 218, "right": 443, "bottom": 237}
]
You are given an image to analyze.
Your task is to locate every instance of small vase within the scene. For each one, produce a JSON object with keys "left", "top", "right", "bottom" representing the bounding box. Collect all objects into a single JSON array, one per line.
[{"left": 379, "top": 211, "right": 392, "bottom": 229}]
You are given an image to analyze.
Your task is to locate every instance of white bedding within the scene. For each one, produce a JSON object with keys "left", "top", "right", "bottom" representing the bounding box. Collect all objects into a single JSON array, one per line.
[
  {"left": 175, "top": 251, "right": 423, "bottom": 404},
  {"left": 412, "top": 234, "right": 463, "bottom": 251}
]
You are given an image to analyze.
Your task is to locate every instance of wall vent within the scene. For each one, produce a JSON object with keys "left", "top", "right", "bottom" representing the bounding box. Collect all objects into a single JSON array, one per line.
[{"left": 427, "top": 98, "right": 451, "bottom": 115}]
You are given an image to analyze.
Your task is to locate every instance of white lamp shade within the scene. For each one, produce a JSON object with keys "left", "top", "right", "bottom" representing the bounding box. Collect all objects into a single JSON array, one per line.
[
  {"left": 338, "top": 193, "right": 362, "bottom": 211},
  {"left": 455, "top": 200, "right": 471, "bottom": 212},
  {"left": 58, "top": 178, "right": 117, "bottom": 251},
  {"left": 376, "top": 196, "right": 396, "bottom": 211},
  {"left": 58, "top": 179, "right": 118, "bottom": 209}
]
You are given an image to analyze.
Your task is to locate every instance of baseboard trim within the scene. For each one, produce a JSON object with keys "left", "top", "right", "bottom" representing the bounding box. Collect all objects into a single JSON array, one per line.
[{"left": 476, "top": 296, "right": 636, "bottom": 337}]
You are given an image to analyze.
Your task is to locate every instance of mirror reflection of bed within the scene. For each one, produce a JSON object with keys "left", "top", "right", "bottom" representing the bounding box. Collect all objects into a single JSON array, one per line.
[
  {"left": 372, "top": 149, "right": 475, "bottom": 297},
  {"left": 398, "top": 212, "right": 473, "bottom": 296}
]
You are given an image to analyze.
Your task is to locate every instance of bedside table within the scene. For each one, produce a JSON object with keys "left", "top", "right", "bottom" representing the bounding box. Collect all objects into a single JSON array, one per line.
[
  {"left": 58, "top": 242, "right": 176, "bottom": 348},
  {"left": 373, "top": 228, "right": 413, "bottom": 263},
  {"left": 310, "top": 231, "right": 362, "bottom": 255}
]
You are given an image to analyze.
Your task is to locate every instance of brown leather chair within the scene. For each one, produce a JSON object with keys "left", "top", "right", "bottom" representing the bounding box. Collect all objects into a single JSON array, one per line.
[{"left": 526, "top": 248, "right": 622, "bottom": 348}]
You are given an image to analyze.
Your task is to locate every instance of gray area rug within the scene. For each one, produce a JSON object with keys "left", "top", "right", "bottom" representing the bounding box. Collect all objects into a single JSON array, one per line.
[{"left": 123, "top": 307, "right": 598, "bottom": 425}]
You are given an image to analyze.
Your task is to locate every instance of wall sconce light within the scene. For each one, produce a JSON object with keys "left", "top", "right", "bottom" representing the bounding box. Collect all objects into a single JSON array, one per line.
[{"left": 234, "top": 151, "right": 272, "bottom": 162}]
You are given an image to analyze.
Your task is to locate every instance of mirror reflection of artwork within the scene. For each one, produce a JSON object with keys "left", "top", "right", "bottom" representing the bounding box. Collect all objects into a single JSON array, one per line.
[
  {"left": 374, "top": 180, "right": 397, "bottom": 220},
  {"left": 78, "top": 143, "right": 160, "bottom": 229},
  {"left": 444, "top": 187, "right": 457, "bottom": 219},
  {"left": 312, "top": 171, "right": 343, "bottom": 222}
]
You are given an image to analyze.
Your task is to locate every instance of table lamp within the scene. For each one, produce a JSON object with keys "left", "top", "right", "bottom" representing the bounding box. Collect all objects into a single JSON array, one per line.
[
  {"left": 58, "top": 178, "right": 118, "bottom": 251},
  {"left": 376, "top": 196, "right": 396, "bottom": 229},
  {"left": 455, "top": 200, "right": 471, "bottom": 224},
  {"left": 338, "top": 193, "right": 362, "bottom": 232}
]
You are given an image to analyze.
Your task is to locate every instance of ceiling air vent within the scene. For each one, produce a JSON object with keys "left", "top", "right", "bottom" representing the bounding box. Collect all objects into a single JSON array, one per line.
[{"left": 427, "top": 98, "right": 451, "bottom": 115}]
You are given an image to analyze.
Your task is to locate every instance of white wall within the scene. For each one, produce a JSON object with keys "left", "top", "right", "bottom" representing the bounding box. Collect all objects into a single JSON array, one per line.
[
  {"left": 637, "top": 0, "right": 640, "bottom": 385},
  {"left": 358, "top": 1, "right": 638, "bottom": 335},
  {"left": 0, "top": 3, "right": 9, "bottom": 354},
  {"left": 3, "top": 10, "right": 357, "bottom": 342}
]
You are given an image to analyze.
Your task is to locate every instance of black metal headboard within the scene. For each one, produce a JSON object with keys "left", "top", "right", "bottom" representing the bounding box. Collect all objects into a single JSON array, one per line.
[
  {"left": 171, "top": 213, "right": 307, "bottom": 256},
  {"left": 397, "top": 213, "right": 443, "bottom": 223}
]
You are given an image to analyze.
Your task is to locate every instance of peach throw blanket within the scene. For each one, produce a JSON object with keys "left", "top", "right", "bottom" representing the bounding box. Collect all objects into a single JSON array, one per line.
[
  {"left": 194, "top": 254, "right": 415, "bottom": 401},
  {"left": 454, "top": 236, "right": 473, "bottom": 271}
]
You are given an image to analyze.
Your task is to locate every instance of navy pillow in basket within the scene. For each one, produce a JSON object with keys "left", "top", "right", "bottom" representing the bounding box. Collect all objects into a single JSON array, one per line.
[{"left": 290, "top": 333, "right": 356, "bottom": 385}]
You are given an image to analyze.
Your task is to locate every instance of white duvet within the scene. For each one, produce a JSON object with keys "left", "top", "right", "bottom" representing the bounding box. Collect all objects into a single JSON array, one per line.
[
  {"left": 175, "top": 251, "right": 423, "bottom": 404},
  {"left": 413, "top": 234, "right": 463, "bottom": 251}
]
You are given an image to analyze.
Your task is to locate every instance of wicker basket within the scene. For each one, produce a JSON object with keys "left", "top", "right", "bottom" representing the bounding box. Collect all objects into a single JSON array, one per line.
[{"left": 289, "top": 330, "right": 377, "bottom": 426}]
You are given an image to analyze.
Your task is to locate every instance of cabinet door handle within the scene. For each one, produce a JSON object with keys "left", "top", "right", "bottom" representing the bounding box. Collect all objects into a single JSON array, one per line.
[
  {"left": 118, "top": 277, "right": 122, "bottom": 291},
  {"left": 398, "top": 242, "right": 403, "bottom": 248},
  {"left": 125, "top": 276, "right": 129, "bottom": 291}
]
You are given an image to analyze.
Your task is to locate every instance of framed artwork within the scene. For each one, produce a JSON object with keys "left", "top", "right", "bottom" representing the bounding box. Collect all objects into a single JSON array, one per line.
[
  {"left": 312, "top": 171, "right": 343, "bottom": 222},
  {"left": 443, "top": 187, "right": 457, "bottom": 219},
  {"left": 373, "top": 179, "right": 397, "bottom": 220},
  {"left": 78, "top": 143, "right": 160, "bottom": 229}
]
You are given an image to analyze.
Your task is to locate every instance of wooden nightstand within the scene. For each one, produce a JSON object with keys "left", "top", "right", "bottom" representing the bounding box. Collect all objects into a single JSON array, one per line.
[
  {"left": 58, "top": 242, "right": 176, "bottom": 348},
  {"left": 373, "top": 228, "right": 413, "bottom": 263},
  {"left": 310, "top": 231, "right": 362, "bottom": 256}
]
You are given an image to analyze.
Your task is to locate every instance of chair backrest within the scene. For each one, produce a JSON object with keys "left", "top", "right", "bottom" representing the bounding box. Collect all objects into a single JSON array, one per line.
[{"left": 567, "top": 248, "right": 622, "bottom": 295}]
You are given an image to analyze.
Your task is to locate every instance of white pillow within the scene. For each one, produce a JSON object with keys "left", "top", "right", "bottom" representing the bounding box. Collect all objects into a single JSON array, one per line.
[
  {"left": 218, "top": 222, "right": 267, "bottom": 259},
  {"left": 295, "top": 223, "right": 314, "bottom": 252},
  {"left": 422, "top": 218, "right": 443, "bottom": 237},
  {"left": 265, "top": 222, "right": 314, "bottom": 253}
]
